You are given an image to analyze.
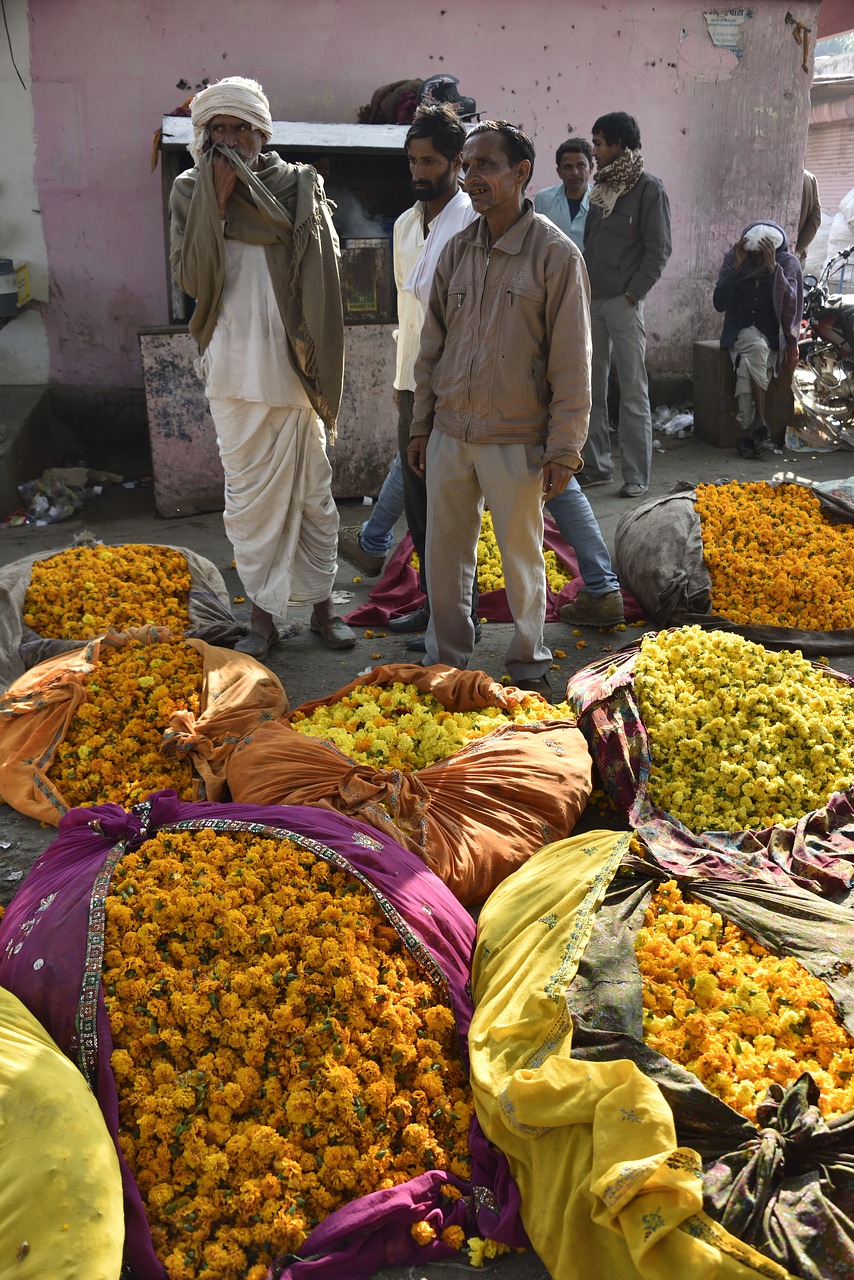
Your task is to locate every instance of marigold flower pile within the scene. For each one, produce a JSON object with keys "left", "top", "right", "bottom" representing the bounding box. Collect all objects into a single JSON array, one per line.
[
  {"left": 634, "top": 627, "right": 854, "bottom": 831},
  {"left": 695, "top": 481, "right": 854, "bottom": 629},
  {"left": 637, "top": 880, "right": 854, "bottom": 1123},
  {"left": 23, "top": 544, "right": 192, "bottom": 638},
  {"left": 411, "top": 509, "right": 571, "bottom": 594},
  {"left": 290, "top": 681, "right": 571, "bottom": 771},
  {"left": 103, "top": 827, "right": 474, "bottom": 1280},
  {"left": 48, "top": 639, "right": 202, "bottom": 808}
]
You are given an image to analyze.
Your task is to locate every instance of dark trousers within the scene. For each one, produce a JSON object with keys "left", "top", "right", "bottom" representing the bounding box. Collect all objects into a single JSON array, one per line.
[{"left": 397, "top": 390, "right": 478, "bottom": 622}]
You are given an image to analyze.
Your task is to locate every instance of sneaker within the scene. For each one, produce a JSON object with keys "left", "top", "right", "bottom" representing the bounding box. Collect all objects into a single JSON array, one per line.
[
  {"left": 559, "top": 589, "right": 625, "bottom": 627},
  {"left": 618, "top": 483, "right": 649, "bottom": 498},
  {"left": 337, "top": 526, "right": 386, "bottom": 576},
  {"left": 577, "top": 470, "right": 613, "bottom": 489}
]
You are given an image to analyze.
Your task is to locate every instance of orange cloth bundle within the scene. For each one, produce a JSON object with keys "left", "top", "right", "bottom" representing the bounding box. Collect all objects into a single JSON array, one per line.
[{"left": 222, "top": 663, "right": 592, "bottom": 905}]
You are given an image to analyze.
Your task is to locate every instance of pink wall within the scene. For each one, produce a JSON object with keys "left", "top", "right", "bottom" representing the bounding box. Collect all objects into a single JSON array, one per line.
[{"left": 29, "top": 0, "right": 819, "bottom": 387}]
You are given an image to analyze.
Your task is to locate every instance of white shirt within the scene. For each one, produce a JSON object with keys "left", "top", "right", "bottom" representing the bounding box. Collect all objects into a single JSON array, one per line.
[
  {"left": 392, "top": 188, "right": 477, "bottom": 391},
  {"left": 201, "top": 238, "right": 311, "bottom": 408}
]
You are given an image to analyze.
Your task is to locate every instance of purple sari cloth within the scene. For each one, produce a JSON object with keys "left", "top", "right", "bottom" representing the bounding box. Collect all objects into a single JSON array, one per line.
[
  {"left": 568, "top": 641, "right": 854, "bottom": 901},
  {"left": 0, "top": 791, "right": 526, "bottom": 1280}
]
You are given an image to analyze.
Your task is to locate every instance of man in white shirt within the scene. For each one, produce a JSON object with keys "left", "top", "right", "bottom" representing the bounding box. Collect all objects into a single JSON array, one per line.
[
  {"left": 339, "top": 105, "right": 477, "bottom": 635},
  {"left": 533, "top": 137, "right": 593, "bottom": 252}
]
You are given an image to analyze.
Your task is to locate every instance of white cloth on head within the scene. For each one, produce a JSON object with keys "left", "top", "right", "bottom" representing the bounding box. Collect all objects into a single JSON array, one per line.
[
  {"left": 742, "top": 223, "right": 784, "bottom": 252},
  {"left": 188, "top": 76, "right": 273, "bottom": 163}
]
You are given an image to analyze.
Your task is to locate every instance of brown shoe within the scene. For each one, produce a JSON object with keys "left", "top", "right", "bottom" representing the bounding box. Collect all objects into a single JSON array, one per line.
[{"left": 310, "top": 612, "right": 356, "bottom": 650}]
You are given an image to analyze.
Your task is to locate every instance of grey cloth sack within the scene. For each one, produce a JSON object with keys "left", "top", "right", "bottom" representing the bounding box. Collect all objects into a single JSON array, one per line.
[{"left": 614, "top": 486, "right": 854, "bottom": 656}]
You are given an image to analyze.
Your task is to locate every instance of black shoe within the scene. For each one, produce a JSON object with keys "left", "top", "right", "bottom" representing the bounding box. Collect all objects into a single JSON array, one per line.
[
  {"left": 736, "top": 433, "right": 760, "bottom": 459},
  {"left": 405, "top": 622, "right": 481, "bottom": 652},
  {"left": 388, "top": 606, "right": 430, "bottom": 633},
  {"left": 753, "top": 424, "right": 773, "bottom": 453}
]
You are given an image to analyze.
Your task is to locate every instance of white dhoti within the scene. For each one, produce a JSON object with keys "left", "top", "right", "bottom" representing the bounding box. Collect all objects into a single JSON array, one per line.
[
  {"left": 208, "top": 398, "right": 338, "bottom": 618},
  {"left": 730, "top": 325, "right": 775, "bottom": 430}
]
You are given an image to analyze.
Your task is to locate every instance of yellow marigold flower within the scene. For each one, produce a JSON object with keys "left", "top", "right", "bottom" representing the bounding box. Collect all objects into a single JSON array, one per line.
[
  {"left": 48, "top": 638, "right": 202, "bottom": 809},
  {"left": 353, "top": 576, "right": 363, "bottom": 584},
  {"left": 290, "top": 680, "right": 566, "bottom": 777},
  {"left": 23, "top": 544, "right": 192, "bottom": 637},
  {"left": 637, "top": 880, "right": 854, "bottom": 1123},
  {"left": 441, "top": 1224, "right": 466, "bottom": 1249},
  {"left": 103, "top": 828, "right": 473, "bottom": 1280},
  {"left": 636, "top": 626, "right": 854, "bottom": 831},
  {"left": 411, "top": 1220, "right": 436, "bottom": 1245},
  {"left": 554, "top": 648, "right": 567, "bottom": 659},
  {"left": 696, "top": 481, "right": 854, "bottom": 630}
]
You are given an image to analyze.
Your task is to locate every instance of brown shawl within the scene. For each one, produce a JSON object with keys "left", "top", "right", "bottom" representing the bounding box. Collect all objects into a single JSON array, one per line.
[{"left": 169, "top": 148, "right": 344, "bottom": 434}]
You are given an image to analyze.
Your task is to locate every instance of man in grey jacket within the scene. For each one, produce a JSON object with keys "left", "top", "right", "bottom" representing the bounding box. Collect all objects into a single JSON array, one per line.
[
  {"left": 407, "top": 121, "right": 592, "bottom": 698},
  {"left": 581, "top": 111, "right": 671, "bottom": 498}
]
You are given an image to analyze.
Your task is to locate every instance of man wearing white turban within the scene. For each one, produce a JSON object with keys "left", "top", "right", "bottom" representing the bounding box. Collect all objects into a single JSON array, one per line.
[{"left": 170, "top": 76, "right": 355, "bottom": 656}]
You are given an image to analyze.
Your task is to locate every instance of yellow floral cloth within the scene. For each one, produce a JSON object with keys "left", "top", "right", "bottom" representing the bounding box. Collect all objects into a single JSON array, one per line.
[{"left": 468, "top": 830, "right": 795, "bottom": 1280}]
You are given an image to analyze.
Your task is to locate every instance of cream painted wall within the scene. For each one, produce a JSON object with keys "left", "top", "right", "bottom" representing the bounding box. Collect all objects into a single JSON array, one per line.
[
  {"left": 7, "top": 0, "right": 820, "bottom": 388},
  {"left": 0, "top": 0, "right": 48, "bottom": 382}
]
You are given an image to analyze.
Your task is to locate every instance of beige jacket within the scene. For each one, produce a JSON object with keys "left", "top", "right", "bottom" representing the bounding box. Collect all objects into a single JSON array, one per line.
[{"left": 411, "top": 201, "right": 592, "bottom": 470}]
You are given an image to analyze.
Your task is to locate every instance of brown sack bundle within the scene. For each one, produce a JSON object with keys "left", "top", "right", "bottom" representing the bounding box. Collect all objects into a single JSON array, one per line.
[
  {"left": 223, "top": 663, "right": 592, "bottom": 905},
  {"left": 0, "top": 625, "right": 287, "bottom": 824}
]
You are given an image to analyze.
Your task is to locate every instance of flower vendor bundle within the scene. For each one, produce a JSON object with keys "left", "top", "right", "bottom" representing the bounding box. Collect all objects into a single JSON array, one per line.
[
  {"left": 637, "top": 879, "right": 854, "bottom": 1123},
  {"left": 103, "top": 826, "right": 476, "bottom": 1280},
  {"left": 635, "top": 627, "right": 854, "bottom": 831},
  {"left": 23, "top": 544, "right": 192, "bottom": 638},
  {"left": 695, "top": 481, "right": 854, "bottom": 630},
  {"left": 410, "top": 509, "right": 572, "bottom": 595},
  {"left": 289, "top": 679, "right": 574, "bottom": 772}
]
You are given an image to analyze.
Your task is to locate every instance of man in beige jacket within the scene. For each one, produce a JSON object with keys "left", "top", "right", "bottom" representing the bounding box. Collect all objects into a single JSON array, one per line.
[{"left": 407, "top": 120, "right": 592, "bottom": 698}]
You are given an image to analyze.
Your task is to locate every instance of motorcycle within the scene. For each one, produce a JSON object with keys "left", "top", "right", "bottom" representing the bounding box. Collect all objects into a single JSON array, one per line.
[{"left": 792, "top": 245, "right": 854, "bottom": 447}]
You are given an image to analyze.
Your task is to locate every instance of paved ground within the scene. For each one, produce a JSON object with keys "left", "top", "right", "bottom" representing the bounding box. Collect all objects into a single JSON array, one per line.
[{"left": 1, "top": 427, "right": 853, "bottom": 1278}]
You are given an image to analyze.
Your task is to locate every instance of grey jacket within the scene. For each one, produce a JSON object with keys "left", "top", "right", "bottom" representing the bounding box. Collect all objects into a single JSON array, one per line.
[
  {"left": 583, "top": 172, "right": 672, "bottom": 302},
  {"left": 411, "top": 202, "right": 592, "bottom": 471}
]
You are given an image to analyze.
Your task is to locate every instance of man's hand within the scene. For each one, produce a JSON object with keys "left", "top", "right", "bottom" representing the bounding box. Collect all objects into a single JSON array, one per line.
[
  {"left": 624, "top": 292, "right": 637, "bottom": 307},
  {"left": 407, "top": 435, "right": 429, "bottom": 477},
  {"left": 733, "top": 236, "right": 748, "bottom": 270},
  {"left": 542, "top": 461, "right": 572, "bottom": 496},
  {"left": 392, "top": 389, "right": 399, "bottom": 406},
  {"left": 758, "top": 235, "right": 777, "bottom": 274},
  {"left": 212, "top": 151, "right": 238, "bottom": 216}
]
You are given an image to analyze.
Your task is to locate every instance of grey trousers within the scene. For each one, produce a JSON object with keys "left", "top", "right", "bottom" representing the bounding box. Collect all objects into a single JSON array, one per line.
[{"left": 582, "top": 295, "right": 653, "bottom": 489}]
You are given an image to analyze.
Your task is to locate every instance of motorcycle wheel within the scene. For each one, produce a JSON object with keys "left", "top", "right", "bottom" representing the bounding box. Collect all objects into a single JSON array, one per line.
[{"left": 792, "top": 352, "right": 854, "bottom": 426}]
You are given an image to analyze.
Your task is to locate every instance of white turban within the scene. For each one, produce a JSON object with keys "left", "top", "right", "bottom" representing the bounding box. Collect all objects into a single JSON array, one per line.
[
  {"left": 188, "top": 76, "right": 273, "bottom": 163},
  {"left": 742, "top": 223, "right": 784, "bottom": 253}
]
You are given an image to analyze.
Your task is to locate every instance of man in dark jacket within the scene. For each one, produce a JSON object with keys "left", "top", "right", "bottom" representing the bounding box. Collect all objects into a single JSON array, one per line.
[
  {"left": 581, "top": 111, "right": 671, "bottom": 498},
  {"left": 713, "top": 219, "right": 803, "bottom": 458}
]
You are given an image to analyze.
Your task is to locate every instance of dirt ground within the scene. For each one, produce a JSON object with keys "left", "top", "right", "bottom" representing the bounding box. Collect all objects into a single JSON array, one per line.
[{"left": 1, "top": 429, "right": 854, "bottom": 1279}]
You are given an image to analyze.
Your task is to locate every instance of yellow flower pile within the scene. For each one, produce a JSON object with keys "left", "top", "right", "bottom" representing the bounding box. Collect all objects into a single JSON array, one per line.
[
  {"left": 290, "top": 681, "right": 570, "bottom": 771},
  {"left": 49, "top": 639, "right": 202, "bottom": 808},
  {"left": 104, "top": 827, "right": 474, "bottom": 1280},
  {"left": 637, "top": 880, "right": 854, "bottom": 1123},
  {"left": 695, "top": 481, "right": 854, "bottom": 630},
  {"left": 411, "top": 509, "right": 571, "bottom": 594},
  {"left": 23, "top": 544, "right": 192, "bottom": 638},
  {"left": 635, "top": 627, "right": 854, "bottom": 831}
]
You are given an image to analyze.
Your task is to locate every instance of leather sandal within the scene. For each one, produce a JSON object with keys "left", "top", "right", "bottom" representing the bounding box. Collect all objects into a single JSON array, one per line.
[
  {"left": 310, "top": 612, "right": 356, "bottom": 650},
  {"left": 234, "top": 628, "right": 278, "bottom": 660}
]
